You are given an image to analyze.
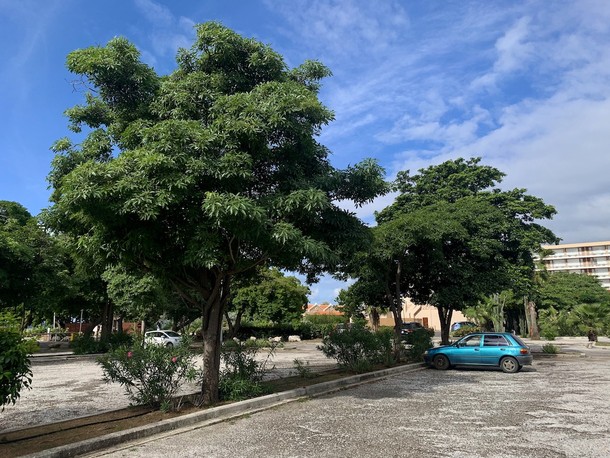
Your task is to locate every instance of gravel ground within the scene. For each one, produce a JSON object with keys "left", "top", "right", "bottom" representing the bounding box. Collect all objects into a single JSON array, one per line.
[
  {"left": 92, "top": 352, "right": 610, "bottom": 458},
  {"left": 0, "top": 341, "right": 335, "bottom": 432}
]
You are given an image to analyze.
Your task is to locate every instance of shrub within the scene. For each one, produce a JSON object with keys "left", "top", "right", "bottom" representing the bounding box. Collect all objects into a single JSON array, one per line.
[
  {"left": 542, "top": 343, "right": 559, "bottom": 354},
  {"left": 72, "top": 332, "right": 134, "bottom": 354},
  {"left": 452, "top": 325, "right": 480, "bottom": 338},
  {"left": 218, "top": 339, "right": 276, "bottom": 401},
  {"left": 0, "top": 329, "right": 33, "bottom": 409},
  {"left": 541, "top": 327, "right": 558, "bottom": 341},
  {"left": 97, "top": 337, "right": 197, "bottom": 411},
  {"left": 317, "top": 323, "right": 394, "bottom": 372},
  {"left": 403, "top": 328, "right": 434, "bottom": 362},
  {"left": 293, "top": 358, "right": 314, "bottom": 378}
]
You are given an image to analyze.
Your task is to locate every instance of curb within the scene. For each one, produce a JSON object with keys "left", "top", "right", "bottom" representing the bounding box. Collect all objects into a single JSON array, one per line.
[{"left": 24, "top": 363, "right": 426, "bottom": 458}]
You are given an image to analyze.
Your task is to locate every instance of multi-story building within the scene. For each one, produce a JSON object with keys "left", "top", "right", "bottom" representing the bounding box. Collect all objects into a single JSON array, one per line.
[{"left": 537, "top": 241, "right": 610, "bottom": 290}]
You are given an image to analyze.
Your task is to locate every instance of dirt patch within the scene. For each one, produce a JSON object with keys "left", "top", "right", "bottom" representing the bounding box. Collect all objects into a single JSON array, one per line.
[{"left": 0, "top": 370, "right": 351, "bottom": 457}]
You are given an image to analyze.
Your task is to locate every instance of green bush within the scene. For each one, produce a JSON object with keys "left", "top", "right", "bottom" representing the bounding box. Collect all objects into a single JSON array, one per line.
[
  {"left": 542, "top": 343, "right": 559, "bottom": 354},
  {"left": 218, "top": 339, "right": 275, "bottom": 401},
  {"left": 541, "top": 327, "right": 558, "bottom": 341},
  {"left": 317, "top": 323, "right": 394, "bottom": 372},
  {"left": 0, "top": 329, "right": 33, "bottom": 409},
  {"left": 293, "top": 358, "right": 314, "bottom": 378},
  {"left": 97, "top": 337, "right": 196, "bottom": 411},
  {"left": 233, "top": 316, "right": 345, "bottom": 341},
  {"left": 72, "top": 332, "right": 134, "bottom": 354},
  {"left": 452, "top": 325, "right": 480, "bottom": 338},
  {"left": 403, "top": 328, "right": 434, "bottom": 362},
  {"left": 22, "top": 338, "right": 39, "bottom": 354}
]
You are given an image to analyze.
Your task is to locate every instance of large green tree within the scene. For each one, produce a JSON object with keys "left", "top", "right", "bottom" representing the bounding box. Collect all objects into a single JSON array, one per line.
[
  {"left": 536, "top": 272, "right": 610, "bottom": 336},
  {"left": 225, "top": 267, "right": 309, "bottom": 337},
  {"left": 47, "top": 23, "right": 385, "bottom": 403},
  {"left": 350, "top": 158, "right": 558, "bottom": 344},
  {"left": 537, "top": 272, "right": 610, "bottom": 311},
  {"left": 0, "top": 201, "right": 76, "bottom": 328}
]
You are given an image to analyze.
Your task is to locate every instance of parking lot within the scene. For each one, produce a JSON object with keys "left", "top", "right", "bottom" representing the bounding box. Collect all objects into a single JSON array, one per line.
[{"left": 93, "top": 352, "right": 610, "bottom": 457}]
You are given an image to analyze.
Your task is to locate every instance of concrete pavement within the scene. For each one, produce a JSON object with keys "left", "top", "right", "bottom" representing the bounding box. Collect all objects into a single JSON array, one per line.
[
  {"left": 87, "top": 351, "right": 610, "bottom": 458},
  {"left": 11, "top": 336, "right": 610, "bottom": 457}
]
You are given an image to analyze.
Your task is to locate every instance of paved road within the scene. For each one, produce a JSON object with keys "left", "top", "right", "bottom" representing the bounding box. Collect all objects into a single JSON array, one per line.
[{"left": 91, "top": 353, "right": 610, "bottom": 458}]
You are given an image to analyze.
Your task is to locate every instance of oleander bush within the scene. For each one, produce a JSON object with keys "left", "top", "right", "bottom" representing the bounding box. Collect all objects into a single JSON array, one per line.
[{"left": 98, "top": 337, "right": 196, "bottom": 411}]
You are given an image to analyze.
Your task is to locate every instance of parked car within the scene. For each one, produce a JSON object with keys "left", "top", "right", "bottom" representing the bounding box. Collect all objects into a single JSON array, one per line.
[
  {"left": 144, "top": 330, "right": 182, "bottom": 347},
  {"left": 424, "top": 332, "right": 532, "bottom": 373},
  {"left": 450, "top": 321, "right": 477, "bottom": 332},
  {"left": 400, "top": 321, "right": 424, "bottom": 335}
]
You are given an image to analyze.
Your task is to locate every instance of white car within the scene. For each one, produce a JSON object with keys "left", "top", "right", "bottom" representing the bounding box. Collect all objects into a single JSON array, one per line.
[{"left": 144, "top": 330, "right": 182, "bottom": 347}]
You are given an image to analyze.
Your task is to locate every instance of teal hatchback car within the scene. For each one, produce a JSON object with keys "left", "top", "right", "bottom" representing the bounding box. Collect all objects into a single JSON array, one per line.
[{"left": 424, "top": 332, "right": 532, "bottom": 373}]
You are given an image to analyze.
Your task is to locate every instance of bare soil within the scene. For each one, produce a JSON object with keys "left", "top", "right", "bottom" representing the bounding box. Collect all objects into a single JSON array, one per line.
[{"left": 0, "top": 370, "right": 349, "bottom": 457}]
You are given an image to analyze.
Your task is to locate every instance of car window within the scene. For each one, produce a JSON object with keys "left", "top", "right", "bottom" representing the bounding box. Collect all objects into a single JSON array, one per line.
[
  {"left": 164, "top": 331, "right": 180, "bottom": 337},
  {"left": 511, "top": 335, "right": 527, "bottom": 347},
  {"left": 460, "top": 335, "right": 481, "bottom": 347},
  {"left": 483, "top": 335, "right": 509, "bottom": 346}
]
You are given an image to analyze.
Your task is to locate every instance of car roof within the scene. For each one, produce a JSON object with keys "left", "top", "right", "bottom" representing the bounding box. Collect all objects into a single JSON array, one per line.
[{"left": 460, "top": 332, "right": 516, "bottom": 336}]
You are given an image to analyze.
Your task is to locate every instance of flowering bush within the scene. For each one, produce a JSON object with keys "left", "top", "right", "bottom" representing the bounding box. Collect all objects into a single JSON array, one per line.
[{"left": 98, "top": 336, "right": 197, "bottom": 411}]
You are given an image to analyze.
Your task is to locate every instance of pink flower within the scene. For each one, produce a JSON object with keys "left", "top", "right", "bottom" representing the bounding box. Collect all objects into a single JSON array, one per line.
[
  {"left": 171, "top": 356, "right": 178, "bottom": 363},
  {"left": 127, "top": 351, "right": 133, "bottom": 358}
]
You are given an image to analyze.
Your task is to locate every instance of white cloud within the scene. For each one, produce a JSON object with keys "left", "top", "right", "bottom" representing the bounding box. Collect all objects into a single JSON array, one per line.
[{"left": 132, "top": 0, "right": 196, "bottom": 68}]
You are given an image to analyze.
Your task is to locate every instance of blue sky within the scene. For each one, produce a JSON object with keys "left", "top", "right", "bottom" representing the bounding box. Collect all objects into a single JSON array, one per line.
[{"left": 2, "top": 0, "right": 610, "bottom": 304}]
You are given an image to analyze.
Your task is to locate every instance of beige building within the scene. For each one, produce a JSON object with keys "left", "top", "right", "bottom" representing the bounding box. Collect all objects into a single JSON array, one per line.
[
  {"left": 376, "top": 297, "right": 467, "bottom": 331},
  {"left": 537, "top": 241, "right": 610, "bottom": 290}
]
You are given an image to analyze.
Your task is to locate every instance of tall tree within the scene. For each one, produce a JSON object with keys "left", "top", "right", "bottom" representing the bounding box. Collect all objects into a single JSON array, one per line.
[
  {"left": 0, "top": 201, "right": 74, "bottom": 329},
  {"left": 351, "top": 158, "right": 558, "bottom": 344},
  {"left": 47, "top": 23, "right": 386, "bottom": 403}
]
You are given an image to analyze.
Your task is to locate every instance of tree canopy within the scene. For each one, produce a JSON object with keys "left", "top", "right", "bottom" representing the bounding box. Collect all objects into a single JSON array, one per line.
[
  {"left": 346, "top": 158, "right": 558, "bottom": 344},
  {"left": 47, "top": 22, "right": 386, "bottom": 403},
  {"left": 226, "top": 267, "right": 309, "bottom": 336}
]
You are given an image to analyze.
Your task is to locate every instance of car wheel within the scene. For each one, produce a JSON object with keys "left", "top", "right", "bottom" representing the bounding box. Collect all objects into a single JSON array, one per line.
[
  {"left": 433, "top": 354, "right": 450, "bottom": 370},
  {"left": 166, "top": 342, "right": 173, "bottom": 348},
  {"left": 500, "top": 356, "right": 519, "bottom": 373}
]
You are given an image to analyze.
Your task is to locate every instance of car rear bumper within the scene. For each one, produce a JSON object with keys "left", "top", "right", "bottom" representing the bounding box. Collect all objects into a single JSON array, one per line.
[{"left": 516, "top": 354, "right": 533, "bottom": 366}]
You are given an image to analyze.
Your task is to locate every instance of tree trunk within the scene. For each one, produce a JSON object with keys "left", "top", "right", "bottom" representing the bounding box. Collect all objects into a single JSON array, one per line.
[
  {"left": 101, "top": 301, "right": 113, "bottom": 340},
  {"left": 438, "top": 306, "right": 453, "bottom": 345},
  {"left": 491, "top": 293, "right": 505, "bottom": 332},
  {"left": 201, "top": 303, "right": 223, "bottom": 405},
  {"left": 370, "top": 307, "right": 380, "bottom": 332},
  {"left": 526, "top": 299, "right": 540, "bottom": 340},
  {"left": 200, "top": 273, "right": 232, "bottom": 405},
  {"left": 224, "top": 306, "right": 244, "bottom": 339}
]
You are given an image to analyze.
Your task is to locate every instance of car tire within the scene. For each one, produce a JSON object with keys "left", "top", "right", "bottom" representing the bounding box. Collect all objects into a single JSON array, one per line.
[
  {"left": 433, "top": 354, "right": 450, "bottom": 370},
  {"left": 166, "top": 342, "right": 173, "bottom": 348},
  {"left": 500, "top": 356, "right": 519, "bottom": 373}
]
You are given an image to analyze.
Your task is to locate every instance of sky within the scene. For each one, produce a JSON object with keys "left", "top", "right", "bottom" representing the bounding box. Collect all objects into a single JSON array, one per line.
[{"left": 2, "top": 0, "right": 610, "bottom": 304}]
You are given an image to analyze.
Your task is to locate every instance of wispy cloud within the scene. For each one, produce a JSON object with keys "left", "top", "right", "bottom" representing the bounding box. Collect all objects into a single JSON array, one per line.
[
  {"left": 270, "top": 0, "right": 610, "bottom": 248},
  {"left": 132, "top": 0, "right": 196, "bottom": 70}
]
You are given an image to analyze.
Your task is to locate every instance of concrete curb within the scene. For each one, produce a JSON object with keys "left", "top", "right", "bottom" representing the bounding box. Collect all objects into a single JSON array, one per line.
[{"left": 25, "top": 363, "right": 426, "bottom": 458}]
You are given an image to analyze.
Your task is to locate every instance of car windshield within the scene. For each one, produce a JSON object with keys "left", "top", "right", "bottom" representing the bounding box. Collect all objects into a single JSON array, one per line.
[{"left": 164, "top": 331, "right": 180, "bottom": 337}]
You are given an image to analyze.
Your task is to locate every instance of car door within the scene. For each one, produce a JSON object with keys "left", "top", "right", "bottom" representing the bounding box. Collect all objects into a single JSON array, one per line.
[
  {"left": 480, "top": 334, "right": 511, "bottom": 365},
  {"left": 452, "top": 334, "right": 482, "bottom": 365}
]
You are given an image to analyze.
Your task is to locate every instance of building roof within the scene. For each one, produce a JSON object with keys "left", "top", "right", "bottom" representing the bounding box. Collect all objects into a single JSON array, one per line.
[{"left": 304, "top": 304, "right": 343, "bottom": 316}]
